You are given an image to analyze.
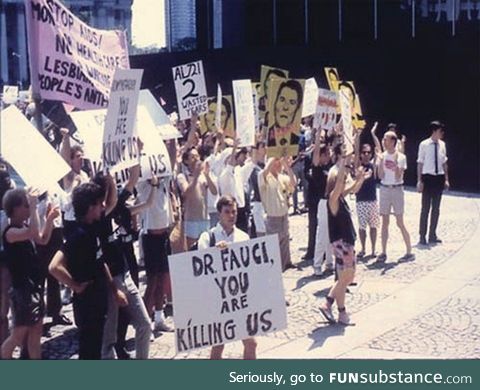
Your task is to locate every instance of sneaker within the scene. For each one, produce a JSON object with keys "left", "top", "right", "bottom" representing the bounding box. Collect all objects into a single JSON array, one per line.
[
  {"left": 377, "top": 253, "right": 387, "bottom": 262},
  {"left": 154, "top": 320, "right": 174, "bottom": 333},
  {"left": 313, "top": 267, "right": 322, "bottom": 277},
  {"left": 401, "top": 253, "right": 415, "bottom": 262},
  {"left": 338, "top": 311, "right": 350, "bottom": 325},
  {"left": 319, "top": 304, "right": 336, "bottom": 324}
]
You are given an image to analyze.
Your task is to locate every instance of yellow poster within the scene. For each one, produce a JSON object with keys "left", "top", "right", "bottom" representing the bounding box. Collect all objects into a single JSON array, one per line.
[
  {"left": 265, "top": 78, "right": 305, "bottom": 158},
  {"left": 324, "top": 67, "right": 340, "bottom": 91},
  {"left": 258, "top": 65, "right": 289, "bottom": 118},
  {"left": 199, "top": 95, "right": 235, "bottom": 138},
  {"left": 338, "top": 81, "right": 366, "bottom": 129}
]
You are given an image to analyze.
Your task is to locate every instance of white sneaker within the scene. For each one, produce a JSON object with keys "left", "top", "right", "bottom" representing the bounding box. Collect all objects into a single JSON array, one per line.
[
  {"left": 154, "top": 319, "right": 174, "bottom": 333},
  {"left": 338, "top": 311, "right": 350, "bottom": 325}
]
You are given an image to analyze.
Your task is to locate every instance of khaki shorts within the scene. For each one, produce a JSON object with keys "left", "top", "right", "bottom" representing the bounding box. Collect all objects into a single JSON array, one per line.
[{"left": 379, "top": 186, "right": 404, "bottom": 215}]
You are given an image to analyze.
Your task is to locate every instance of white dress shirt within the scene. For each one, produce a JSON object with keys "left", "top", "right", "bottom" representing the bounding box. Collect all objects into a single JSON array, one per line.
[
  {"left": 197, "top": 223, "right": 250, "bottom": 249},
  {"left": 417, "top": 137, "right": 448, "bottom": 175}
]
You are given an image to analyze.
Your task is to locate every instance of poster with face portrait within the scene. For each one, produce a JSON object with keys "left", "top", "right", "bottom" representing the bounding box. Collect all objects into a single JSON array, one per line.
[
  {"left": 258, "top": 65, "right": 289, "bottom": 122},
  {"left": 199, "top": 95, "right": 235, "bottom": 138},
  {"left": 265, "top": 78, "right": 305, "bottom": 158},
  {"left": 324, "top": 67, "right": 341, "bottom": 91},
  {"left": 338, "top": 81, "right": 366, "bottom": 129}
]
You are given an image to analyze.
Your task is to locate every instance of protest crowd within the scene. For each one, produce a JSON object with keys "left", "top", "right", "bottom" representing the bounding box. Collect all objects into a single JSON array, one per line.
[{"left": 0, "top": 0, "right": 450, "bottom": 361}]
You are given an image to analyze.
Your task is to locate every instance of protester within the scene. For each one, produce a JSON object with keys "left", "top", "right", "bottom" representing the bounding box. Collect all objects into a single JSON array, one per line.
[
  {"left": 319, "top": 157, "right": 370, "bottom": 325},
  {"left": 259, "top": 157, "right": 296, "bottom": 271},
  {"left": 1, "top": 188, "right": 59, "bottom": 359},
  {"left": 377, "top": 131, "right": 414, "bottom": 262},
  {"left": 49, "top": 183, "right": 127, "bottom": 359},
  {"left": 197, "top": 196, "right": 256, "bottom": 359}
]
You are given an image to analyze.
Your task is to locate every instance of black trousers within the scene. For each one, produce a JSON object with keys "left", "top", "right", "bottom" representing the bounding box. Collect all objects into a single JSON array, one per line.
[
  {"left": 306, "top": 199, "right": 319, "bottom": 258},
  {"left": 419, "top": 174, "right": 445, "bottom": 240},
  {"left": 37, "top": 228, "right": 63, "bottom": 318},
  {"left": 73, "top": 282, "right": 107, "bottom": 360},
  {"left": 236, "top": 206, "right": 249, "bottom": 234}
]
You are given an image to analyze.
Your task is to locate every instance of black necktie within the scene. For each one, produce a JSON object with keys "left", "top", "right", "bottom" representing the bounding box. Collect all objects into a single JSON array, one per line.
[{"left": 434, "top": 142, "right": 438, "bottom": 175}]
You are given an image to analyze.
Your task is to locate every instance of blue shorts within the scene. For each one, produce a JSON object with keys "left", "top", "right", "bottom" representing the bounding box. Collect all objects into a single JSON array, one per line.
[{"left": 185, "top": 220, "right": 210, "bottom": 240}]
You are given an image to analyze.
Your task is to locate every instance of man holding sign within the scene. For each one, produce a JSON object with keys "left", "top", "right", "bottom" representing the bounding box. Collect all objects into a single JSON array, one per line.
[{"left": 197, "top": 196, "right": 256, "bottom": 359}]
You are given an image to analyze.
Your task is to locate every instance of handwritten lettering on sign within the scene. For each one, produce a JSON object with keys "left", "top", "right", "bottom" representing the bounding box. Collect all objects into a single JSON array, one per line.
[
  {"left": 168, "top": 235, "right": 287, "bottom": 353},
  {"left": 172, "top": 60, "right": 208, "bottom": 120},
  {"left": 25, "top": 0, "right": 130, "bottom": 109}
]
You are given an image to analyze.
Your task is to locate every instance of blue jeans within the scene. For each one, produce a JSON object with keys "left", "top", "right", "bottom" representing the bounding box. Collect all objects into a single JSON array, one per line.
[{"left": 102, "top": 272, "right": 151, "bottom": 359}]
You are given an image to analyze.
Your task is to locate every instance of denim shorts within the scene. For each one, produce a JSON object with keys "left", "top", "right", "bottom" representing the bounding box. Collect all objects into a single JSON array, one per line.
[{"left": 185, "top": 220, "right": 210, "bottom": 240}]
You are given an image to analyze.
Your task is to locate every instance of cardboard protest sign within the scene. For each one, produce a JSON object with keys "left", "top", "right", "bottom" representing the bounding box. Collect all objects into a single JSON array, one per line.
[
  {"left": 2, "top": 86, "right": 19, "bottom": 105},
  {"left": 232, "top": 79, "right": 255, "bottom": 147},
  {"left": 338, "top": 81, "right": 366, "bottom": 130},
  {"left": 339, "top": 88, "right": 354, "bottom": 154},
  {"left": 324, "top": 67, "right": 340, "bottom": 91},
  {"left": 0, "top": 105, "right": 70, "bottom": 192},
  {"left": 24, "top": 0, "right": 129, "bottom": 109},
  {"left": 138, "top": 90, "right": 181, "bottom": 140},
  {"left": 301, "top": 77, "right": 319, "bottom": 118},
  {"left": 313, "top": 88, "right": 338, "bottom": 133},
  {"left": 258, "top": 66, "right": 289, "bottom": 123},
  {"left": 252, "top": 82, "right": 260, "bottom": 132},
  {"left": 266, "top": 78, "right": 305, "bottom": 158},
  {"left": 136, "top": 105, "right": 173, "bottom": 180},
  {"left": 168, "top": 235, "right": 287, "bottom": 353},
  {"left": 199, "top": 95, "right": 235, "bottom": 138},
  {"left": 69, "top": 108, "right": 105, "bottom": 174},
  {"left": 102, "top": 68, "right": 143, "bottom": 182},
  {"left": 215, "top": 84, "right": 222, "bottom": 132},
  {"left": 172, "top": 60, "right": 208, "bottom": 120}
]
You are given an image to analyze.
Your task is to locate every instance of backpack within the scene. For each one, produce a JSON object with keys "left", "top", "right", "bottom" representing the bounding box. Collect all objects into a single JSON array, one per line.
[{"left": 189, "top": 229, "right": 216, "bottom": 251}]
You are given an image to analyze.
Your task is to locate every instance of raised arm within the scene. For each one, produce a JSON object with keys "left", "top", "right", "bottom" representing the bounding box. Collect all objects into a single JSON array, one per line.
[{"left": 371, "top": 122, "right": 382, "bottom": 155}]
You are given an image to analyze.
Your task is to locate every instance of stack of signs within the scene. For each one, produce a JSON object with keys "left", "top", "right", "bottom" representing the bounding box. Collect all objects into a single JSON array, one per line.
[
  {"left": 172, "top": 60, "right": 208, "bottom": 120},
  {"left": 301, "top": 77, "right": 319, "bottom": 118},
  {"left": 266, "top": 78, "right": 305, "bottom": 158},
  {"left": 232, "top": 79, "right": 255, "bottom": 147},
  {"left": 168, "top": 235, "right": 287, "bottom": 353},
  {"left": 313, "top": 88, "right": 338, "bottom": 133},
  {"left": 102, "top": 69, "right": 143, "bottom": 185},
  {"left": 2, "top": 86, "right": 19, "bottom": 105},
  {"left": 24, "top": 0, "right": 130, "bottom": 109},
  {"left": 1, "top": 105, "right": 70, "bottom": 193}
]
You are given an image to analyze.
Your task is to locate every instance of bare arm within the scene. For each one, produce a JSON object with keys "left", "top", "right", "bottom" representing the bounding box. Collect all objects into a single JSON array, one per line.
[
  {"left": 371, "top": 122, "right": 382, "bottom": 155},
  {"left": 125, "top": 164, "right": 141, "bottom": 194},
  {"left": 129, "top": 177, "right": 158, "bottom": 216},
  {"left": 282, "top": 157, "right": 297, "bottom": 190},
  {"left": 49, "top": 251, "right": 90, "bottom": 294},
  {"left": 204, "top": 162, "right": 218, "bottom": 195},
  {"left": 104, "top": 173, "right": 118, "bottom": 216}
]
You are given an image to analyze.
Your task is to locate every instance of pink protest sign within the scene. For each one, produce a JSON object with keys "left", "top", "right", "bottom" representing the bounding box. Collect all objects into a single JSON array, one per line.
[{"left": 24, "top": 0, "right": 130, "bottom": 109}]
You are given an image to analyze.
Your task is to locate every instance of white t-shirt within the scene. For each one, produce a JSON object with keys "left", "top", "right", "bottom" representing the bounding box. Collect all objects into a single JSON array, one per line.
[
  {"left": 137, "top": 177, "right": 173, "bottom": 230},
  {"left": 380, "top": 151, "right": 407, "bottom": 185}
]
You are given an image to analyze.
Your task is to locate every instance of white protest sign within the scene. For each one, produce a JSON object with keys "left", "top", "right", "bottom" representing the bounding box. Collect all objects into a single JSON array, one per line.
[
  {"left": 69, "top": 109, "right": 106, "bottom": 173},
  {"left": 301, "top": 78, "right": 319, "bottom": 118},
  {"left": 232, "top": 79, "right": 255, "bottom": 147},
  {"left": 172, "top": 60, "right": 208, "bottom": 120},
  {"left": 339, "top": 88, "right": 354, "bottom": 154},
  {"left": 138, "top": 90, "right": 181, "bottom": 140},
  {"left": 313, "top": 88, "right": 338, "bottom": 133},
  {"left": 102, "top": 68, "right": 143, "bottom": 181},
  {"left": 24, "top": 0, "right": 130, "bottom": 109},
  {"left": 168, "top": 235, "right": 287, "bottom": 353},
  {"left": 136, "top": 105, "right": 172, "bottom": 180},
  {"left": 252, "top": 83, "right": 260, "bottom": 131},
  {"left": 215, "top": 84, "right": 222, "bottom": 131},
  {"left": 2, "top": 86, "right": 19, "bottom": 105},
  {"left": 0, "top": 105, "right": 70, "bottom": 192}
]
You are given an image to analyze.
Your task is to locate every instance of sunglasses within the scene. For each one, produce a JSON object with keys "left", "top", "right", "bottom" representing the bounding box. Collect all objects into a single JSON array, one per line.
[{"left": 362, "top": 151, "right": 372, "bottom": 154}]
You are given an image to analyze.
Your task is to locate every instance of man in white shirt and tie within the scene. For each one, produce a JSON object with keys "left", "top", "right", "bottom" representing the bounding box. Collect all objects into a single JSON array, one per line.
[{"left": 416, "top": 121, "right": 449, "bottom": 245}]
